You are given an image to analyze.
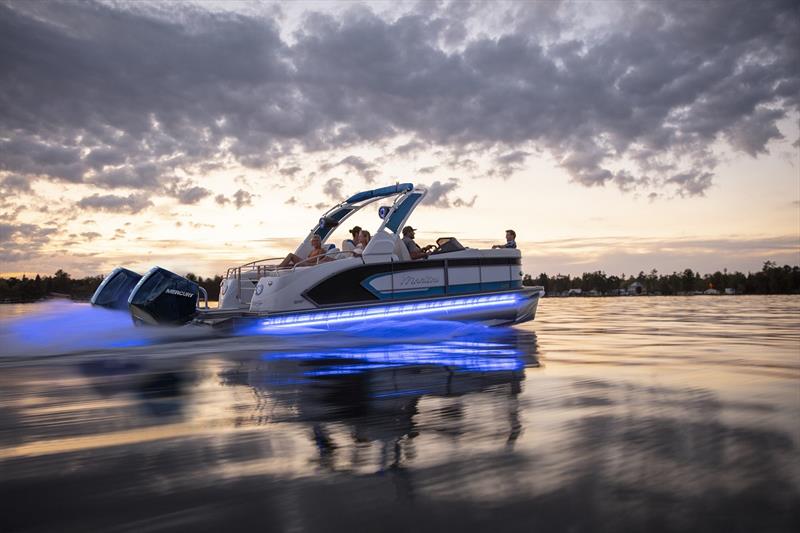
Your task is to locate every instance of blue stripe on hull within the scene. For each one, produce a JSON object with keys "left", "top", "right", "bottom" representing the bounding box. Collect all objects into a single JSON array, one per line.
[{"left": 361, "top": 279, "right": 523, "bottom": 300}]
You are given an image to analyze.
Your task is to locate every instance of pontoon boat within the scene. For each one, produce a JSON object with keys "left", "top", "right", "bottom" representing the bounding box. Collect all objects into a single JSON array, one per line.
[{"left": 91, "top": 183, "right": 544, "bottom": 331}]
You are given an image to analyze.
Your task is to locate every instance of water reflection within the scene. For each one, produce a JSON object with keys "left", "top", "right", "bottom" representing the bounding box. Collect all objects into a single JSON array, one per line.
[
  {"left": 1, "top": 297, "right": 799, "bottom": 532},
  {"left": 219, "top": 331, "right": 537, "bottom": 475},
  {"left": 78, "top": 359, "right": 189, "bottom": 418}
]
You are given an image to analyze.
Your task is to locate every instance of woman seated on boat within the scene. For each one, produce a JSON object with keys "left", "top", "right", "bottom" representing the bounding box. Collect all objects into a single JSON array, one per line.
[
  {"left": 278, "top": 234, "right": 334, "bottom": 267},
  {"left": 353, "top": 230, "right": 371, "bottom": 256}
]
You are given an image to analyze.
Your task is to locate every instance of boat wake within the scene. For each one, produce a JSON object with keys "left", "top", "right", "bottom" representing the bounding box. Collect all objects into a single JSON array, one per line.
[
  {"left": 1, "top": 302, "right": 508, "bottom": 360},
  {"left": 0, "top": 301, "right": 214, "bottom": 359}
]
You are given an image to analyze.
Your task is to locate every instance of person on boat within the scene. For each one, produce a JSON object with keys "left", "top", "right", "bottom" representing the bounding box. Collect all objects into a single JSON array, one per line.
[
  {"left": 492, "top": 229, "right": 517, "bottom": 249},
  {"left": 402, "top": 226, "right": 434, "bottom": 260},
  {"left": 279, "top": 234, "right": 333, "bottom": 267},
  {"left": 341, "top": 226, "right": 361, "bottom": 252},
  {"left": 353, "top": 230, "right": 371, "bottom": 256}
]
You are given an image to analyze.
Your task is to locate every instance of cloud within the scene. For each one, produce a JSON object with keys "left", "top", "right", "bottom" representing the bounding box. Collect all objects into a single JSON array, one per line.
[
  {"left": 166, "top": 181, "right": 212, "bottom": 205},
  {"left": 88, "top": 164, "right": 161, "bottom": 190},
  {"left": 336, "top": 155, "right": 379, "bottom": 182},
  {"left": 420, "top": 179, "right": 477, "bottom": 208},
  {"left": 214, "top": 189, "right": 254, "bottom": 209},
  {"left": 453, "top": 195, "right": 477, "bottom": 207},
  {"left": 0, "top": 175, "right": 31, "bottom": 194},
  {"left": 279, "top": 166, "right": 302, "bottom": 178},
  {"left": 0, "top": 0, "right": 796, "bottom": 203},
  {"left": 176, "top": 185, "right": 212, "bottom": 205},
  {"left": 234, "top": 189, "right": 253, "bottom": 209},
  {"left": 322, "top": 177, "right": 344, "bottom": 200},
  {"left": 80, "top": 231, "right": 102, "bottom": 241},
  {"left": 0, "top": 221, "right": 58, "bottom": 263},
  {"left": 395, "top": 139, "right": 428, "bottom": 156},
  {"left": 492, "top": 150, "right": 530, "bottom": 178},
  {"left": 726, "top": 107, "right": 786, "bottom": 156},
  {"left": 76, "top": 193, "right": 152, "bottom": 214},
  {"left": 666, "top": 171, "right": 714, "bottom": 197}
]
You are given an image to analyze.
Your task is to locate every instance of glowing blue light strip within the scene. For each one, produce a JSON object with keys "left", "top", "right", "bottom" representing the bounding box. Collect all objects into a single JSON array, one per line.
[{"left": 258, "top": 293, "right": 520, "bottom": 330}]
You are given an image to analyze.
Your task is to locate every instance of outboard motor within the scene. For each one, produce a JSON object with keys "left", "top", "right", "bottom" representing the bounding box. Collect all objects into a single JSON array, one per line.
[
  {"left": 91, "top": 267, "right": 142, "bottom": 310},
  {"left": 128, "top": 267, "right": 199, "bottom": 326}
]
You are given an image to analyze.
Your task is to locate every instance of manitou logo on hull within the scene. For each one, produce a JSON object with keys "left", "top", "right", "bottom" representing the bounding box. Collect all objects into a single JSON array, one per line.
[
  {"left": 398, "top": 274, "right": 440, "bottom": 288},
  {"left": 165, "top": 288, "right": 195, "bottom": 298}
]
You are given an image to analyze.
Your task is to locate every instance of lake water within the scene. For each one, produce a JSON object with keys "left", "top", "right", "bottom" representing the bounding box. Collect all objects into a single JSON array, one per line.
[{"left": 1, "top": 296, "right": 798, "bottom": 532}]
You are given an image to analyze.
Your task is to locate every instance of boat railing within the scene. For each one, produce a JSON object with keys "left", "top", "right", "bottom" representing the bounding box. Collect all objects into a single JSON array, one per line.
[
  {"left": 288, "top": 250, "right": 363, "bottom": 273},
  {"left": 198, "top": 286, "right": 209, "bottom": 309},
  {"left": 225, "top": 251, "right": 366, "bottom": 304},
  {"left": 225, "top": 257, "right": 286, "bottom": 279}
]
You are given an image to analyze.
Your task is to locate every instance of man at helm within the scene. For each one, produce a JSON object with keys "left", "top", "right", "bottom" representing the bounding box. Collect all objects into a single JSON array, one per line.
[{"left": 402, "top": 226, "right": 434, "bottom": 260}]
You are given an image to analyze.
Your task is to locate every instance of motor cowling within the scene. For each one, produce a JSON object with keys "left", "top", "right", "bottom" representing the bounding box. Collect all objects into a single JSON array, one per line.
[
  {"left": 128, "top": 267, "right": 199, "bottom": 326},
  {"left": 91, "top": 267, "right": 142, "bottom": 310}
]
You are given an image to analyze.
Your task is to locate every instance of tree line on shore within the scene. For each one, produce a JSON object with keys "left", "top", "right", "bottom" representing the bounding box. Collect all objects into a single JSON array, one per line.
[
  {"left": 0, "top": 262, "right": 798, "bottom": 303},
  {"left": 0, "top": 270, "right": 224, "bottom": 303},
  {"left": 523, "top": 262, "right": 800, "bottom": 296}
]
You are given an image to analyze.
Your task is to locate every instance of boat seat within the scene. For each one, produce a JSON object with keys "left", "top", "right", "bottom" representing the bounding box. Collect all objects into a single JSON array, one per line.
[
  {"left": 393, "top": 238, "right": 411, "bottom": 262},
  {"left": 341, "top": 239, "right": 356, "bottom": 252}
]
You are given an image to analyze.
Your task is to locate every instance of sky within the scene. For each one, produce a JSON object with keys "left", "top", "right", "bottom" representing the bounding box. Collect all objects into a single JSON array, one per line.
[{"left": 0, "top": 0, "right": 798, "bottom": 279}]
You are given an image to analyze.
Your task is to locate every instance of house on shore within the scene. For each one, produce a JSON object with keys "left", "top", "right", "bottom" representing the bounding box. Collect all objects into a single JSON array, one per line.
[{"left": 627, "top": 282, "right": 646, "bottom": 295}]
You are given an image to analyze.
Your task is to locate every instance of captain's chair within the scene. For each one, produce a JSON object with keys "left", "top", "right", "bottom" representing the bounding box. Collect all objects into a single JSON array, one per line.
[{"left": 393, "top": 237, "right": 412, "bottom": 262}]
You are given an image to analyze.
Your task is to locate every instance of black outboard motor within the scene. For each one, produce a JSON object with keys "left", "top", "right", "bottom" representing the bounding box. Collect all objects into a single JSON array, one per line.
[
  {"left": 128, "top": 267, "right": 199, "bottom": 326},
  {"left": 91, "top": 267, "right": 142, "bottom": 310}
]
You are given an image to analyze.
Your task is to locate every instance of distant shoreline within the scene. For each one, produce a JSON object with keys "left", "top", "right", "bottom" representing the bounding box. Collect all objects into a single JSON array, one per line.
[
  {"left": 3, "top": 293, "right": 799, "bottom": 305},
  {"left": 2, "top": 262, "right": 798, "bottom": 303}
]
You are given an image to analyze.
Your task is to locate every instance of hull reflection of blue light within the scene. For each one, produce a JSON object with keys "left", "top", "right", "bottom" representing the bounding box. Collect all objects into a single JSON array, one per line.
[
  {"left": 257, "top": 293, "right": 520, "bottom": 332},
  {"left": 305, "top": 363, "right": 406, "bottom": 376},
  {"left": 440, "top": 340, "right": 510, "bottom": 348},
  {"left": 264, "top": 340, "right": 524, "bottom": 375}
]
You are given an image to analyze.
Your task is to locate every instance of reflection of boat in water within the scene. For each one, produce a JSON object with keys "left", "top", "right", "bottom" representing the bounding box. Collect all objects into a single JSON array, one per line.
[
  {"left": 219, "top": 330, "right": 538, "bottom": 468},
  {"left": 91, "top": 183, "right": 544, "bottom": 331}
]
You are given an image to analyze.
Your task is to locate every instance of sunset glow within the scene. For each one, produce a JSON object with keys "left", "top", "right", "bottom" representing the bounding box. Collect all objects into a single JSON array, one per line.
[{"left": 1, "top": 1, "right": 798, "bottom": 278}]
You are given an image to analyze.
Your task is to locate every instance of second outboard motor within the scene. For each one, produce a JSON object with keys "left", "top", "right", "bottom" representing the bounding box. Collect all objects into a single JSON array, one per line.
[
  {"left": 91, "top": 267, "right": 142, "bottom": 310},
  {"left": 128, "top": 267, "right": 199, "bottom": 326}
]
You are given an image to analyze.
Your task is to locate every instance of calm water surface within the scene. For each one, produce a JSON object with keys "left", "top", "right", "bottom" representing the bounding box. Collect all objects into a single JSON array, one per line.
[{"left": 1, "top": 296, "right": 798, "bottom": 532}]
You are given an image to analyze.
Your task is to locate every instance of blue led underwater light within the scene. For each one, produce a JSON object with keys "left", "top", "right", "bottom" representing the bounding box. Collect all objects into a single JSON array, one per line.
[{"left": 257, "top": 293, "right": 521, "bottom": 331}]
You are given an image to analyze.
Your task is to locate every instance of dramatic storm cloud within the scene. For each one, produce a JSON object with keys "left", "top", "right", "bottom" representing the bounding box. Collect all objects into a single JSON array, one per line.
[
  {"left": 0, "top": 0, "right": 797, "bottom": 277},
  {"left": 0, "top": 0, "right": 796, "bottom": 203}
]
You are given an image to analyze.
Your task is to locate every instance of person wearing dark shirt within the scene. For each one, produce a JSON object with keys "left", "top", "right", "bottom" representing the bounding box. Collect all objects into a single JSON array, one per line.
[
  {"left": 492, "top": 229, "right": 517, "bottom": 249},
  {"left": 342, "top": 225, "right": 361, "bottom": 251},
  {"left": 402, "top": 226, "right": 433, "bottom": 260}
]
